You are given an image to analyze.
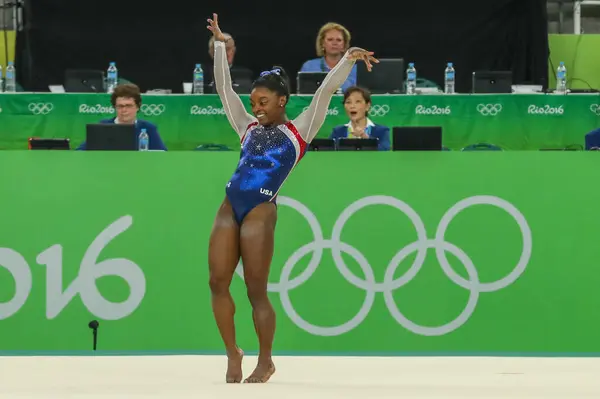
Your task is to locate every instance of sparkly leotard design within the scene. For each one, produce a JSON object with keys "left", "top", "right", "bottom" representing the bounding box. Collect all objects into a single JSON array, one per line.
[{"left": 213, "top": 40, "right": 358, "bottom": 224}]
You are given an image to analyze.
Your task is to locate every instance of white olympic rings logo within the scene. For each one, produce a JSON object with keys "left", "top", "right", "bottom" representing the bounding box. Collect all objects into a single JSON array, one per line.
[
  {"left": 590, "top": 104, "right": 600, "bottom": 116},
  {"left": 28, "top": 103, "right": 54, "bottom": 115},
  {"left": 369, "top": 105, "right": 390, "bottom": 117},
  {"left": 141, "top": 104, "right": 166, "bottom": 116},
  {"left": 477, "top": 104, "right": 502, "bottom": 116},
  {"left": 235, "top": 195, "right": 532, "bottom": 337}
]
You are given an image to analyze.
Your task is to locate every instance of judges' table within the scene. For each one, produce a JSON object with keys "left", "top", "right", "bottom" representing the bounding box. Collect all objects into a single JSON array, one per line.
[{"left": 0, "top": 92, "right": 598, "bottom": 150}]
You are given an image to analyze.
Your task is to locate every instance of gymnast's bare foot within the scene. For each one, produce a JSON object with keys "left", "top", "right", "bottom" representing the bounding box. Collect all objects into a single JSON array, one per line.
[
  {"left": 226, "top": 347, "right": 244, "bottom": 383},
  {"left": 244, "top": 359, "right": 276, "bottom": 383}
]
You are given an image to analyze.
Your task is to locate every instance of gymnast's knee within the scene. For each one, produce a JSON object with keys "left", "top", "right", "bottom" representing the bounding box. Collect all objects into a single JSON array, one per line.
[
  {"left": 209, "top": 272, "right": 232, "bottom": 296},
  {"left": 245, "top": 279, "right": 269, "bottom": 307}
]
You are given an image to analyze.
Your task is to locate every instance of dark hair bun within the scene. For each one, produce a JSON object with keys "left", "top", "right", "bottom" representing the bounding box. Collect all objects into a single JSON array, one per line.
[
  {"left": 252, "top": 65, "right": 291, "bottom": 100},
  {"left": 271, "top": 65, "right": 288, "bottom": 81},
  {"left": 269, "top": 65, "right": 289, "bottom": 91}
]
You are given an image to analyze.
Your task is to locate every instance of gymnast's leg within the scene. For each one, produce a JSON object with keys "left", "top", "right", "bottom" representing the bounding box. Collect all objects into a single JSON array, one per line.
[
  {"left": 208, "top": 197, "right": 244, "bottom": 383},
  {"left": 239, "top": 202, "right": 278, "bottom": 383}
]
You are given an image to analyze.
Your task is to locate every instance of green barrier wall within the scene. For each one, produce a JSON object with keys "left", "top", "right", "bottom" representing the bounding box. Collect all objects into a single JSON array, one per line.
[
  {"left": 0, "top": 152, "right": 599, "bottom": 356},
  {"left": 548, "top": 34, "right": 600, "bottom": 91}
]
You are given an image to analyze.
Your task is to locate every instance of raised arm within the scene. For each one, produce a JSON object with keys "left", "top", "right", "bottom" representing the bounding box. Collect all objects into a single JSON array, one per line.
[
  {"left": 293, "top": 47, "right": 377, "bottom": 143},
  {"left": 209, "top": 15, "right": 255, "bottom": 138}
]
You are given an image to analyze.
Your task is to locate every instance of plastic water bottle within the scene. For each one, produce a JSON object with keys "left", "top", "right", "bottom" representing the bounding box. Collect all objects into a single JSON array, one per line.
[
  {"left": 138, "top": 128, "right": 149, "bottom": 151},
  {"left": 444, "top": 62, "right": 455, "bottom": 94},
  {"left": 406, "top": 62, "right": 417, "bottom": 95},
  {"left": 107, "top": 62, "right": 118, "bottom": 93},
  {"left": 4, "top": 61, "right": 16, "bottom": 93},
  {"left": 193, "top": 64, "right": 204, "bottom": 94},
  {"left": 556, "top": 61, "right": 567, "bottom": 94},
  {"left": 0, "top": 64, "right": 4, "bottom": 93}
]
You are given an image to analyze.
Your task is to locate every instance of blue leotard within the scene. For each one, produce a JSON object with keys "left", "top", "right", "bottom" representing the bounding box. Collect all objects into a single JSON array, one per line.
[{"left": 213, "top": 40, "right": 359, "bottom": 225}]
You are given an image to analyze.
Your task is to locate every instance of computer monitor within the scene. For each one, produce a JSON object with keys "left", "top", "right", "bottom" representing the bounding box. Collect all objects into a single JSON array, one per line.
[
  {"left": 208, "top": 69, "right": 253, "bottom": 94},
  {"left": 85, "top": 123, "right": 138, "bottom": 151},
  {"left": 392, "top": 126, "right": 442, "bottom": 151},
  {"left": 308, "top": 138, "right": 336, "bottom": 151},
  {"left": 296, "top": 72, "right": 329, "bottom": 94},
  {"left": 337, "top": 138, "right": 379, "bottom": 151},
  {"left": 65, "top": 69, "right": 105, "bottom": 93},
  {"left": 472, "top": 71, "right": 513, "bottom": 93},
  {"left": 357, "top": 58, "right": 404, "bottom": 94}
]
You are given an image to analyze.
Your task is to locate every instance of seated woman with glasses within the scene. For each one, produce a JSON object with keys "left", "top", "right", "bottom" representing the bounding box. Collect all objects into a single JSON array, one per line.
[
  {"left": 76, "top": 83, "right": 167, "bottom": 151},
  {"left": 329, "top": 86, "right": 390, "bottom": 151}
]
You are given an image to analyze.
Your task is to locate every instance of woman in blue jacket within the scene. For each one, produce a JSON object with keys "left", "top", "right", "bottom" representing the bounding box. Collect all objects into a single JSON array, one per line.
[
  {"left": 76, "top": 84, "right": 167, "bottom": 151},
  {"left": 329, "top": 86, "right": 390, "bottom": 151}
]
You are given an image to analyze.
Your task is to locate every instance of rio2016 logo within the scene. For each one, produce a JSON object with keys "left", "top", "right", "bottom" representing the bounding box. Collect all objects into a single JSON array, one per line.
[
  {"left": 0, "top": 216, "right": 146, "bottom": 321},
  {"left": 527, "top": 104, "right": 564, "bottom": 115}
]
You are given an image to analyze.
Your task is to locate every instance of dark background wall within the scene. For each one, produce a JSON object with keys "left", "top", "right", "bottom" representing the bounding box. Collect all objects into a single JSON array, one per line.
[{"left": 17, "top": 0, "right": 549, "bottom": 93}]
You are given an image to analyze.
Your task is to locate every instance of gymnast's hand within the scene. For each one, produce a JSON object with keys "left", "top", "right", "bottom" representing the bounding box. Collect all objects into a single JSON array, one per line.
[
  {"left": 348, "top": 48, "right": 379, "bottom": 72},
  {"left": 207, "top": 13, "right": 226, "bottom": 43}
]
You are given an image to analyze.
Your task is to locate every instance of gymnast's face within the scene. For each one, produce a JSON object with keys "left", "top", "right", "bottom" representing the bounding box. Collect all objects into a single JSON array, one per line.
[{"left": 250, "top": 87, "right": 286, "bottom": 126}]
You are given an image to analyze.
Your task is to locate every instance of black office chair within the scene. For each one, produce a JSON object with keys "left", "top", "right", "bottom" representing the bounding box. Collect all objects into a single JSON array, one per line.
[
  {"left": 461, "top": 143, "right": 503, "bottom": 151},
  {"left": 194, "top": 143, "right": 232, "bottom": 151}
]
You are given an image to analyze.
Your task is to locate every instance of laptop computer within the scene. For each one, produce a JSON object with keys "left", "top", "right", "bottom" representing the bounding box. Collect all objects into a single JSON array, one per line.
[
  {"left": 208, "top": 69, "right": 253, "bottom": 94},
  {"left": 308, "top": 138, "right": 336, "bottom": 151},
  {"left": 337, "top": 138, "right": 379, "bottom": 151},
  {"left": 85, "top": 123, "right": 138, "bottom": 151},
  {"left": 357, "top": 58, "right": 404, "bottom": 94},
  {"left": 471, "top": 71, "right": 513, "bottom": 94},
  {"left": 297, "top": 72, "right": 329, "bottom": 94},
  {"left": 65, "top": 69, "right": 105, "bottom": 93},
  {"left": 28, "top": 138, "right": 71, "bottom": 150},
  {"left": 392, "top": 126, "right": 442, "bottom": 151}
]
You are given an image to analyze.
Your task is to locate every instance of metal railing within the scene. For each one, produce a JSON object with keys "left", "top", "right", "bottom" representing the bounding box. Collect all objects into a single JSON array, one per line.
[
  {"left": 0, "top": 0, "right": 24, "bottom": 31},
  {"left": 574, "top": 0, "right": 600, "bottom": 33}
]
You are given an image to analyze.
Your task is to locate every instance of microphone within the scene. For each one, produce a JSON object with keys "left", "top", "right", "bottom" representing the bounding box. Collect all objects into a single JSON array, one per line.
[{"left": 88, "top": 320, "right": 99, "bottom": 351}]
